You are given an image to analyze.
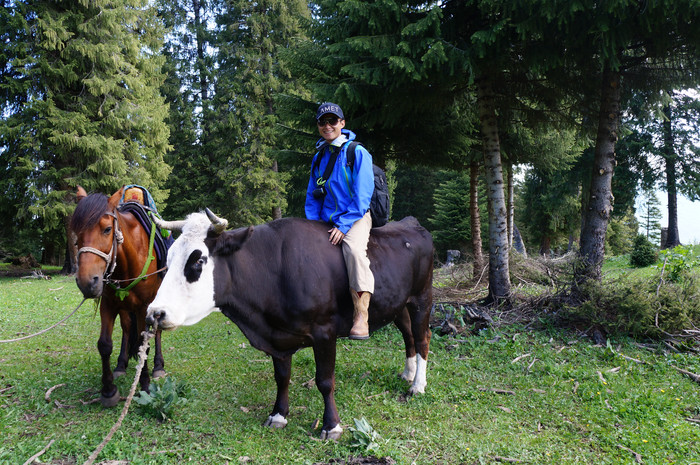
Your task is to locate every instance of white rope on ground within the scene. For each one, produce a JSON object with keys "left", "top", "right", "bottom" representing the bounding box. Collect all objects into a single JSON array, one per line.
[
  {"left": 0, "top": 298, "right": 87, "bottom": 343},
  {"left": 82, "top": 328, "right": 155, "bottom": 465}
]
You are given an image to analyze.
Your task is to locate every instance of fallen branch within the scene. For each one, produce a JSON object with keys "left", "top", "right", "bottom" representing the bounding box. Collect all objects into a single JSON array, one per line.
[
  {"left": 526, "top": 358, "right": 537, "bottom": 372},
  {"left": 45, "top": 383, "right": 66, "bottom": 402},
  {"left": 479, "top": 387, "right": 515, "bottom": 395},
  {"left": 616, "top": 444, "right": 643, "bottom": 464},
  {"left": 672, "top": 366, "right": 700, "bottom": 384},
  {"left": 511, "top": 353, "right": 531, "bottom": 364},
  {"left": 22, "top": 439, "right": 55, "bottom": 465},
  {"left": 597, "top": 371, "right": 607, "bottom": 384},
  {"left": 620, "top": 354, "right": 645, "bottom": 364},
  {"left": 656, "top": 256, "right": 668, "bottom": 297},
  {"left": 685, "top": 418, "right": 700, "bottom": 425}
]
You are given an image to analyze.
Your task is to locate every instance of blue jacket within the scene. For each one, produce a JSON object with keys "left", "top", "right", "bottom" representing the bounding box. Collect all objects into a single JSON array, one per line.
[{"left": 305, "top": 129, "right": 374, "bottom": 234}]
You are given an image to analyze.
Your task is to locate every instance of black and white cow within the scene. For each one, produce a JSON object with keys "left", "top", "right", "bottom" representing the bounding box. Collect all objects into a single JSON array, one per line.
[{"left": 146, "top": 210, "right": 434, "bottom": 439}]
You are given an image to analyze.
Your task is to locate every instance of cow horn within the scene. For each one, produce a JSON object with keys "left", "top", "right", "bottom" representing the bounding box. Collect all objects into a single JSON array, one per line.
[
  {"left": 205, "top": 208, "right": 229, "bottom": 234},
  {"left": 151, "top": 214, "right": 186, "bottom": 233}
]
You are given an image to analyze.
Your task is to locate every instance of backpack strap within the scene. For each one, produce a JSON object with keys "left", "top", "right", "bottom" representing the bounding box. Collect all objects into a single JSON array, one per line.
[
  {"left": 312, "top": 144, "right": 341, "bottom": 189},
  {"left": 345, "top": 141, "right": 361, "bottom": 169}
]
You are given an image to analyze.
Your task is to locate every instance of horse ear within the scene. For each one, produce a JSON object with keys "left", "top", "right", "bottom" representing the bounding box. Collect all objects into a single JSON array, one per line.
[
  {"left": 76, "top": 185, "right": 87, "bottom": 202},
  {"left": 108, "top": 186, "right": 125, "bottom": 209}
]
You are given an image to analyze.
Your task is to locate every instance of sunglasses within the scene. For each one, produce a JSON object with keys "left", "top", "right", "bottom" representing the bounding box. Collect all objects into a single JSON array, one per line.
[{"left": 317, "top": 116, "right": 341, "bottom": 127}]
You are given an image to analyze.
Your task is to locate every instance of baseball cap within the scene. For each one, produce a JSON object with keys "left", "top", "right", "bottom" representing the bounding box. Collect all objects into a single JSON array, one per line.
[{"left": 316, "top": 102, "right": 344, "bottom": 120}]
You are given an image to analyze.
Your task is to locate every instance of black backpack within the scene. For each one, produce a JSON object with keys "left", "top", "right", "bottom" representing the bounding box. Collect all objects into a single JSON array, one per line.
[
  {"left": 311, "top": 141, "right": 390, "bottom": 228},
  {"left": 346, "top": 141, "right": 390, "bottom": 227}
]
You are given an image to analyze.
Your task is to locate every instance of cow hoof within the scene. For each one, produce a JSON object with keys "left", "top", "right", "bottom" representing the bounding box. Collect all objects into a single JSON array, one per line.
[
  {"left": 113, "top": 369, "right": 126, "bottom": 378},
  {"left": 152, "top": 369, "right": 166, "bottom": 379},
  {"left": 264, "top": 414, "right": 288, "bottom": 429},
  {"left": 320, "top": 425, "right": 343, "bottom": 441},
  {"left": 100, "top": 390, "right": 121, "bottom": 408},
  {"left": 408, "top": 384, "right": 426, "bottom": 396}
]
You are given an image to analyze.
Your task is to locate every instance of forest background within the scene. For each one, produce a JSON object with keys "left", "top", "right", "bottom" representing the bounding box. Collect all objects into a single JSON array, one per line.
[{"left": 2, "top": 0, "right": 700, "bottom": 304}]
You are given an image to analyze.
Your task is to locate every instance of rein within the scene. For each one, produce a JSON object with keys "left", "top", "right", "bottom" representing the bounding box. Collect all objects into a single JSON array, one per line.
[{"left": 107, "top": 219, "right": 159, "bottom": 301}]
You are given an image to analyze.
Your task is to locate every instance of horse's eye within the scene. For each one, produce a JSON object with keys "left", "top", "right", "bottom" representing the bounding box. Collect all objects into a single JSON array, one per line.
[{"left": 103, "top": 226, "right": 112, "bottom": 235}]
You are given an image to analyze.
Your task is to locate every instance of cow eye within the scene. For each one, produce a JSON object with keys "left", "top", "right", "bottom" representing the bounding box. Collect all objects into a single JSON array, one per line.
[{"left": 184, "top": 249, "right": 207, "bottom": 283}]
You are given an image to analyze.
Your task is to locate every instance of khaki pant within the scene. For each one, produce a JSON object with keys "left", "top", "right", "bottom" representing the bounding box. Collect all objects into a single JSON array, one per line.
[{"left": 342, "top": 211, "right": 374, "bottom": 293}]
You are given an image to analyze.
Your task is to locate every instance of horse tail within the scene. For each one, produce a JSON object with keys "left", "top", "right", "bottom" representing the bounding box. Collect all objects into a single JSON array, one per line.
[{"left": 128, "top": 312, "right": 140, "bottom": 359}]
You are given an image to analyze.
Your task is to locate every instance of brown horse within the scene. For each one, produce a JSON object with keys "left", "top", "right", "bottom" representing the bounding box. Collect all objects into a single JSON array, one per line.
[{"left": 71, "top": 186, "right": 165, "bottom": 407}]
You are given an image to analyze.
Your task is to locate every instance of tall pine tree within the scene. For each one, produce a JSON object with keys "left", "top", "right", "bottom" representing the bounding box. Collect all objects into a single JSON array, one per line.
[{"left": 1, "top": 0, "right": 170, "bottom": 266}]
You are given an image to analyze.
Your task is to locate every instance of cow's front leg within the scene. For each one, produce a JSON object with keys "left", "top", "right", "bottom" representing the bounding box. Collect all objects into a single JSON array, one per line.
[
  {"left": 264, "top": 355, "right": 291, "bottom": 429},
  {"left": 152, "top": 328, "right": 166, "bottom": 379},
  {"left": 312, "top": 338, "right": 341, "bottom": 440}
]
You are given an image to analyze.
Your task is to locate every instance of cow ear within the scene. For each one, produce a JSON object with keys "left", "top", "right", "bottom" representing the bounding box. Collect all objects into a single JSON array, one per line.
[{"left": 211, "top": 225, "right": 254, "bottom": 256}]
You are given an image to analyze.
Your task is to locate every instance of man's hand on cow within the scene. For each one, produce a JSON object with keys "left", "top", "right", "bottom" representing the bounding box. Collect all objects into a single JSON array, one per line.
[{"left": 328, "top": 227, "right": 345, "bottom": 245}]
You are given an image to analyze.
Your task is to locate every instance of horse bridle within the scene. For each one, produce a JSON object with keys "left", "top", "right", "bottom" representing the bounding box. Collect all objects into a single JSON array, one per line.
[{"left": 77, "top": 210, "right": 124, "bottom": 282}]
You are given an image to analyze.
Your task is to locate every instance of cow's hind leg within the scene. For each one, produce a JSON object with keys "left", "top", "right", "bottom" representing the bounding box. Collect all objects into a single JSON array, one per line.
[
  {"left": 407, "top": 289, "right": 432, "bottom": 395},
  {"left": 312, "top": 338, "right": 341, "bottom": 440},
  {"left": 98, "top": 307, "right": 120, "bottom": 407},
  {"left": 264, "top": 355, "right": 291, "bottom": 429},
  {"left": 394, "top": 306, "right": 417, "bottom": 383}
]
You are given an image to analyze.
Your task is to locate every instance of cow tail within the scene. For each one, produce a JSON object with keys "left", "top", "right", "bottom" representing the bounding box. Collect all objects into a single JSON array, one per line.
[{"left": 128, "top": 311, "right": 140, "bottom": 359}]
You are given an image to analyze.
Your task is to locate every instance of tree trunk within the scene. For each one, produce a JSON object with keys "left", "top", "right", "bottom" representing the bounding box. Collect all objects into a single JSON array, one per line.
[
  {"left": 193, "top": 0, "right": 208, "bottom": 102},
  {"left": 662, "top": 103, "right": 680, "bottom": 248},
  {"left": 512, "top": 223, "right": 527, "bottom": 257},
  {"left": 61, "top": 214, "right": 77, "bottom": 274},
  {"left": 271, "top": 159, "right": 282, "bottom": 220},
  {"left": 506, "top": 163, "right": 514, "bottom": 248},
  {"left": 476, "top": 76, "right": 511, "bottom": 303},
  {"left": 539, "top": 236, "right": 552, "bottom": 257},
  {"left": 469, "top": 161, "right": 485, "bottom": 278},
  {"left": 577, "top": 68, "right": 620, "bottom": 282}
]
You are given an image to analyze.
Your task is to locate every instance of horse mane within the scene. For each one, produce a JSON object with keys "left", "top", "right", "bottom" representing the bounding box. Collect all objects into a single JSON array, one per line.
[{"left": 70, "top": 193, "right": 109, "bottom": 233}]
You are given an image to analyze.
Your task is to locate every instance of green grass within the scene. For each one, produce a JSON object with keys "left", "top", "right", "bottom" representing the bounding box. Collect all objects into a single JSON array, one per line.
[{"left": 1, "top": 276, "right": 700, "bottom": 464}]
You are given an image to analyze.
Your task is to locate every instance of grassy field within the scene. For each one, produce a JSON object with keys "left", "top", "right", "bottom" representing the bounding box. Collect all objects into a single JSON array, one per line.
[{"left": 1, "top": 274, "right": 700, "bottom": 464}]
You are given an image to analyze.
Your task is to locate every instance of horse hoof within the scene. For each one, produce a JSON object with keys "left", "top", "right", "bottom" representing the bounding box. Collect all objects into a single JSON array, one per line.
[
  {"left": 320, "top": 425, "right": 343, "bottom": 441},
  {"left": 113, "top": 369, "right": 126, "bottom": 379},
  {"left": 100, "top": 390, "right": 121, "bottom": 408},
  {"left": 152, "top": 369, "right": 166, "bottom": 379},
  {"left": 264, "top": 414, "right": 288, "bottom": 428}
]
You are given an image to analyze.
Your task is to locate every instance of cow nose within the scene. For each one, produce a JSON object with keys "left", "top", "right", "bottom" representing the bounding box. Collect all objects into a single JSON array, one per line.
[{"left": 146, "top": 309, "right": 165, "bottom": 327}]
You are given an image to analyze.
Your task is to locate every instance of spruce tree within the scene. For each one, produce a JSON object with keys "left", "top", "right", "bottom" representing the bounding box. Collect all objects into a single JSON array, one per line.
[
  {"left": 1, "top": 0, "right": 170, "bottom": 266},
  {"left": 638, "top": 189, "right": 662, "bottom": 245}
]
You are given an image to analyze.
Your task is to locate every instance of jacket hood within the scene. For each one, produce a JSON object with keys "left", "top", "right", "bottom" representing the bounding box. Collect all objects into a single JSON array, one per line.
[{"left": 315, "top": 129, "right": 356, "bottom": 151}]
